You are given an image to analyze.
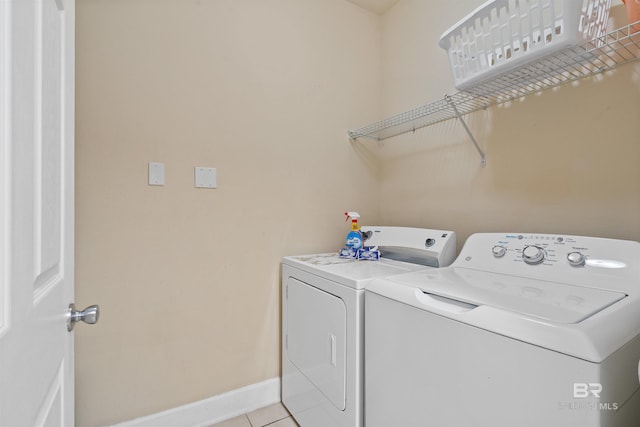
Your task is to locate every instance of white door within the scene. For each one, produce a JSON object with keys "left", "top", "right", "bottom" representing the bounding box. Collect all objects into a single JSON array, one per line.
[{"left": 0, "top": 0, "right": 81, "bottom": 425}]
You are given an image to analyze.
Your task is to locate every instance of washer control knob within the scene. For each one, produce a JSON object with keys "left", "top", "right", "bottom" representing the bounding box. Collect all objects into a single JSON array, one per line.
[
  {"left": 567, "top": 252, "right": 586, "bottom": 267},
  {"left": 492, "top": 245, "right": 507, "bottom": 258},
  {"left": 425, "top": 238, "right": 436, "bottom": 248},
  {"left": 522, "top": 245, "right": 545, "bottom": 265}
]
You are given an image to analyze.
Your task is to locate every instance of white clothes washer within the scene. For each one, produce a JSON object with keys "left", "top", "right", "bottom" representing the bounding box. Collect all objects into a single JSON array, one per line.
[
  {"left": 281, "top": 226, "right": 456, "bottom": 427},
  {"left": 365, "top": 232, "right": 640, "bottom": 427}
]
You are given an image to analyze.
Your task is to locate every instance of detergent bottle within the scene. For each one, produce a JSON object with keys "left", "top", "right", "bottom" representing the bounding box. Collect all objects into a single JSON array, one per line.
[{"left": 344, "top": 211, "right": 363, "bottom": 250}]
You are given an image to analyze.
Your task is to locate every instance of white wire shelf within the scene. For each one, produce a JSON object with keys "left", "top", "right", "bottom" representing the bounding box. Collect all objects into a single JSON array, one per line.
[{"left": 348, "top": 23, "right": 640, "bottom": 142}]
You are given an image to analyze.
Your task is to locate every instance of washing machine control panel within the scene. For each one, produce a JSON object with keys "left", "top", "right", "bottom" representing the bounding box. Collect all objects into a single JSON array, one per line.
[
  {"left": 456, "top": 233, "right": 640, "bottom": 288},
  {"left": 483, "top": 234, "right": 598, "bottom": 268},
  {"left": 486, "top": 234, "right": 579, "bottom": 267}
]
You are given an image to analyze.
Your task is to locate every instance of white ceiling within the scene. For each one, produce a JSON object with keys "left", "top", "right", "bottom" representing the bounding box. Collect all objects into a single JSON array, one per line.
[{"left": 346, "top": 0, "right": 400, "bottom": 15}]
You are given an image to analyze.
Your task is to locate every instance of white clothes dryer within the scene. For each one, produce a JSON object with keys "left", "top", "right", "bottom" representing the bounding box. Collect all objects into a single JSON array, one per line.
[
  {"left": 366, "top": 232, "right": 640, "bottom": 427},
  {"left": 281, "top": 226, "right": 456, "bottom": 427}
]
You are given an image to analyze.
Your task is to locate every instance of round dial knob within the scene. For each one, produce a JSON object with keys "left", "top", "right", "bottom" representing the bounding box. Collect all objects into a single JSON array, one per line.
[
  {"left": 522, "top": 245, "right": 545, "bottom": 265},
  {"left": 492, "top": 245, "right": 507, "bottom": 258},
  {"left": 567, "top": 251, "right": 586, "bottom": 267}
]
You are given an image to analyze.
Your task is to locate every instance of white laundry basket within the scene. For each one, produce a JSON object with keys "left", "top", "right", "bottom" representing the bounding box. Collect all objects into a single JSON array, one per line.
[{"left": 439, "top": 0, "right": 612, "bottom": 90}]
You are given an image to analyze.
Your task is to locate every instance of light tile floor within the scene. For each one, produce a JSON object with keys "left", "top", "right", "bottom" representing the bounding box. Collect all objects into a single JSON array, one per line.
[{"left": 209, "top": 402, "right": 299, "bottom": 427}]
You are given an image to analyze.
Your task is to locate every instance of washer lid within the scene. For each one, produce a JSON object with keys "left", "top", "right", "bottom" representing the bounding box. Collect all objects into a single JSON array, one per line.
[{"left": 391, "top": 268, "right": 627, "bottom": 324}]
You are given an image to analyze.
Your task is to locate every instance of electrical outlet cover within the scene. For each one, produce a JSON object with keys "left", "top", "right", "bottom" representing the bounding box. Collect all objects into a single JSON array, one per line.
[
  {"left": 148, "top": 162, "right": 165, "bottom": 186},
  {"left": 195, "top": 167, "right": 217, "bottom": 189}
]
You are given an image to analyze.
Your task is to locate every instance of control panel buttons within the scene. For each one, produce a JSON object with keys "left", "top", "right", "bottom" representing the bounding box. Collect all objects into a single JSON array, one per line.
[
  {"left": 567, "top": 252, "right": 586, "bottom": 267},
  {"left": 522, "top": 245, "right": 545, "bottom": 265},
  {"left": 492, "top": 245, "right": 507, "bottom": 258}
]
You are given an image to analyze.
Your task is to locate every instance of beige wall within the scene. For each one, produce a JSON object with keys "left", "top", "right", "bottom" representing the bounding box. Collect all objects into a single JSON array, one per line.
[
  {"left": 76, "top": 1, "right": 640, "bottom": 426},
  {"left": 74, "top": 1, "right": 382, "bottom": 425},
  {"left": 377, "top": 0, "right": 640, "bottom": 248}
]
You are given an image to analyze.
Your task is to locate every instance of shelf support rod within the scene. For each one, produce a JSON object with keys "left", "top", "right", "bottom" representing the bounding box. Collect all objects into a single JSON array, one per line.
[{"left": 445, "top": 95, "right": 486, "bottom": 167}]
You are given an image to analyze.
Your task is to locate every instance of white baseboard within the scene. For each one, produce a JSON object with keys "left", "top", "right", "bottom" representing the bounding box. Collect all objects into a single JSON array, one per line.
[{"left": 108, "top": 377, "right": 281, "bottom": 427}]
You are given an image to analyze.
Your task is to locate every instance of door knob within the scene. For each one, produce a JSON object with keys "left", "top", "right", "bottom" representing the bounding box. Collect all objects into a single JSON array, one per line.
[{"left": 67, "top": 303, "right": 100, "bottom": 331}]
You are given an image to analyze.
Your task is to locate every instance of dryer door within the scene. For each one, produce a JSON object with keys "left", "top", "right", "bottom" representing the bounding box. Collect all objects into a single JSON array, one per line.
[{"left": 286, "top": 278, "right": 346, "bottom": 411}]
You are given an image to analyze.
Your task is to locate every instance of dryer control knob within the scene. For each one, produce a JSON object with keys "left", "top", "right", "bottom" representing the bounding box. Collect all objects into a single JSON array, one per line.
[
  {"left": 567, "top": 252, "right": 586, "bottom": 267},
  {"left": 492, "top": 245, "right": 507, "bottom": 258},
  {"left": 522, "top": 245, "right": 545, "bottom": 265}
]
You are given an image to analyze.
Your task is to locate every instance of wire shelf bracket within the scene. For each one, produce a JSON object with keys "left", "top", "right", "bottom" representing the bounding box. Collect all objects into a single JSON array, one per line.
[{"left": 445, "top": 95, "right": 486, "bottom": 166}]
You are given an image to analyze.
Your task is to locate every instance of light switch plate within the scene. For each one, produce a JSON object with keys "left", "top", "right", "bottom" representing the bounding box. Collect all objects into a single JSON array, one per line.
[
  {"left": 195, "top": 167, "right": 217, "bottom": 189},
  {"left": 148, "top": 162, "right": 165, "bottom": 186}
]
